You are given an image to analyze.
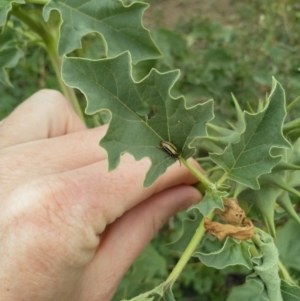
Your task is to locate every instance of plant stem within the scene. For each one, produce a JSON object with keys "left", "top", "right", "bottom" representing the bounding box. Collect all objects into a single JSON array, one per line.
[
  {"left": 278, "top": 259, "right": 295, "bottom": 285},
  {"left": 180, "top": 157, "right": 215, "bottom": 190},
  {"left": 11, "top": 5, "right": 85, "bottom": 122},
  {"left": 283, "top": 117, "right": 300, "bottom": 135},
  {"left": 11, "top": 6, "right": 47, "bottom": 38},
  {"left": 25, "top": 0, "right": 48, "bottom": 4},
  {"left": 206, "top": 165, "right": 222, "bottom": 174},
  {"left": 216, "top": 172, "right": 228, "bottom": 186},
  {"left": 46, "top": 45, "right": 85, "bottom": 121},
  {"left": 166, "top": 212, "right": 214, "bottom": 285},
  {"left": 286, "top": 95, "right": 300, "bottom": 113},
  {"left": 251, "top": 232, "right": 261, "bottom": 247},
  {"left": 248, "top": 244, "right": 259, "bottom": 258}
]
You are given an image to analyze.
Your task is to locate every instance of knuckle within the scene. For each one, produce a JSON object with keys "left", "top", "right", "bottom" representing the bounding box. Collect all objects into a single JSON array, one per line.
[
  {"left": 30, "top": 89, "right": 71, "bottom": 112},
  {"left": 0, "top": 177, "right": 98, "bottom": 267}
]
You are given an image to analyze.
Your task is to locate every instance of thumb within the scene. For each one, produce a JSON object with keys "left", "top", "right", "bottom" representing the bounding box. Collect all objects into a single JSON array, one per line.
[{"left": 80, "top": 185, "right": 202, "bottom": 300}]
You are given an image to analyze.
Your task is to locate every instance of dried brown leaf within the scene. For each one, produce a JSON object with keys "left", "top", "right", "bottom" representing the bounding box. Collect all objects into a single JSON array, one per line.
[
  {"left": 214, "top": 198, "right": 246, "bottom": 225},
  {"left": 204, "top": 218, "right": 255, "bottom": 241}
]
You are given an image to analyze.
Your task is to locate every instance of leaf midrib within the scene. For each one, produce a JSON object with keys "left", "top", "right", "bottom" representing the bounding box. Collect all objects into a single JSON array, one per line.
[{"left": 73, "top": 60, "right": 166, "bottom": 142}]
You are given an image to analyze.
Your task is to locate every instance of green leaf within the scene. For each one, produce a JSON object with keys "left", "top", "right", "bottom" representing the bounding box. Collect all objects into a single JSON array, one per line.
[
  {"left": 203, "top": 94, "right": 244, "bottom": 148},
  {"left": 226, "top": 280, "right": 265, "bottom": 301},
  {"left": 249, "top": 230, "right": 283, "bottom": 301},
  {"left": 231, "top": 93, "right": 245, "bottom": 132},
  {"left": 0, "top": 34, "right": 24, "bottom": 86},
  {"left": 194, "top": 237, "right": 253, "bottom": 270},
  {"left": 283, "top": 137, "right": 300, "bottom": 188},
  {"left": 260, "top": 174, "right": 300, "bottom": 199},
  {"left": 163, "top": 288, "right": 176, "bottom": 301},
  {"left": 277, "top": 192, "right": 300, "bottom": 225},
  {"left": 167, "top": 210, "right": 203, "bottom": 254},
  {"left": 239, "top": 187, "right": 281, "bottom": 238},
  {"left": 281, "top": 281, "right": 300, "bottom": 301},
  {"left": 276, "top": 218, "right": 300, "bottom": 271},
  {"left": 62, "top": 52, "right": 214, "bottom": 187},
  {"left": 0, "top": 0, "right": 25, "bottom": 28},
  {"left": 187, "top": 187, "right": 226, "bottom": 216},
  {"left": 43, "top": 0, "right": 161, "bottom": 62},
  {"left": 122, "top": 283, "right": 177, "bottom": 301},
  {"left": 121, "top": 283, "right": 164, "bottom": 301},
  {"left": 123, "top": 296, "right": 155, "bottom": 301},
  {"left": 114, "top": 244, "right": 167, "bottom": 300},
  {"left": 210, "top": 78, "right": 290, "bottom": 189},
  {"left": 251, "top": 138, "right": 300, "bottom": 225},
  {"left": 179, "top": 264, "right": 214, "bottom": 295}
]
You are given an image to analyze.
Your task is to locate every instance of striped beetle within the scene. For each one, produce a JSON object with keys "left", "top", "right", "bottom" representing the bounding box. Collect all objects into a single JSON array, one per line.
[{"left": 160, "top": 141, "right": 181, "bottom": 165}]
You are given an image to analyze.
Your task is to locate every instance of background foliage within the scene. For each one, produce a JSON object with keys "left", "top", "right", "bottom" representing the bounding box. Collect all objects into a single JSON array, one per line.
[{"left": 1, "top": 0, "right": 300, "bottom": 300}]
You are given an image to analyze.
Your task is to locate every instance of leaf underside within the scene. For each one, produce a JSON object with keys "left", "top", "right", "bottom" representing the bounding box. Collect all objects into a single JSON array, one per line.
[
  {"left": 194, "top": 237, "right": 253, "bottom": 270},
  {"left": 62, "top": 52, "right": 213, "bottom": 186},
  {"left": 249, "top": 230, "right": 283, "bottom": 301}
]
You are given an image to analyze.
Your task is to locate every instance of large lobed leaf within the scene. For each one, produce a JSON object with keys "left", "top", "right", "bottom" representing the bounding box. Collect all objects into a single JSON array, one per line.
[
  {"left": 43, "top": 0, "right": 161, "bottom": 62},
  {"left": 62, "top": 52, "right": 213, "bottom": 186},
  {"left": 0, "top": 0, "right": 25, "bottom": 28},
  {"left": 210, "top": 78, "right": 290, "bottom": 189}
]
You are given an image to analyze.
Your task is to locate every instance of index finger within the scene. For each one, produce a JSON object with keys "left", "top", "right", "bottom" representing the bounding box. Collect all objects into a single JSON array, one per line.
[
  {"left": 40, "top": 154, "right": 202, "bottom": 235},
  {"left": 0, "top": 89, "right": 86, "bottom": 149}
]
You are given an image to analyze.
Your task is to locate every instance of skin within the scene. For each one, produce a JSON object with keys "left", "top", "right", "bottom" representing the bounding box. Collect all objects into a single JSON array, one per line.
[{"left": 0, "top": 90, "right": 202, "bottom": 301}]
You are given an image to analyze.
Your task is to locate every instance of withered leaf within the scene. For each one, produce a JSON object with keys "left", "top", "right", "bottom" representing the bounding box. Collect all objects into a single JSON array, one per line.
[
  {"left": 204, "top": 218, "right": 255, "bottom": 241},
  {"left": 214, "top": 198, "right": 246, "bottom": 225}
]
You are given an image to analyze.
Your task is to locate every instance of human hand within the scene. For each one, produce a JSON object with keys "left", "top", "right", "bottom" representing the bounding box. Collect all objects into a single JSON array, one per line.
[{"left": 0, "top": 90, "right": 202, "bottom": 301}]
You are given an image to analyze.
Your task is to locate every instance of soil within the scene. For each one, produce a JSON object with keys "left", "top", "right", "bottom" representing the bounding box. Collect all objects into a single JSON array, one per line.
[{"left": 143, "top": 0, "right": 241, "bottom": 30}]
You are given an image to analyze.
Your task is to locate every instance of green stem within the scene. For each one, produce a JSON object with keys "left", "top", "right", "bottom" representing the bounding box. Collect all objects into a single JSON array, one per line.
[
  {"left": 283, "top": 118, "right": 300, "bottom": 135},
  {"left": 196, "top": 156, "right": 212, "bottom": 162},
  {"left": 217, "top": 173, "right": 228, "bottom": 186},
  {"left": 249, "top": 244, "right": 259, "bottom": 258},
  {"left": 6, "top": 22, "right": 43, "bottom": 43},
  {"left": 126, "top": 282, "right": 166, "bottom": 301},
  {"left": 11, "top": 6, "right": 47, "bottom": 38},
  {"left": 25, "top": 0, "right": 47, "bottom": 4},
  {"left": 206, "top": 165, "right": 222, "bottom": 174},
  {"left": 278, "top": 259, "right": 295, "bottom": 285},
  {"left": 286, "top": 95, "right": 300, "bottom": 113},
  {"left": 251, "top": 232, "right": 261, "bottom": 248},
  {"left": 11, "top": 6, "right": 85, "bottom": 122},
  {"left": 180, "top": 157, "right": 215, "bottom": 190},
  {"left": 46, "top": 45, "right": 85, "bottom": 121},
  {"left": 166, "top": 212, "right": 214, "bottom": 285}
]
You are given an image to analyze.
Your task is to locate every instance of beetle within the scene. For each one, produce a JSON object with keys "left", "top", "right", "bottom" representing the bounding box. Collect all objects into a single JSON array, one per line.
[
  {"left": 161, "top": 141, "right": 179, "bottom": 157},
  {"left": 160, "top": 140, "right": 181, "bottom": 165}
]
